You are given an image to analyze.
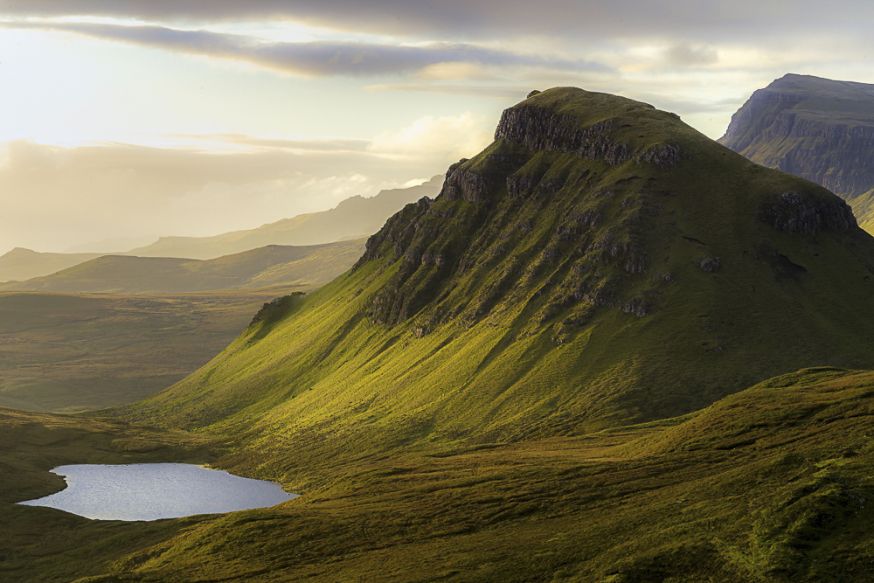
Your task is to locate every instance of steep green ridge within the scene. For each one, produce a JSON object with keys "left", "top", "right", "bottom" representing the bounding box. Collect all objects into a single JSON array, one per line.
[
  {"left": 1, "top": 240, "right": 363, "bottom": 294},
  {"left": 128, "top": 177, "right": 442, "bottom": 259},
  {"left": 131, "top": 87, "right": 874, "bottom": 459},
  {"left": 720, "top": 74, "right": 874, "bottom": 233},
  {"left": 8, "top": 368, "right": 874, "bottom": 581},
  {"left": 0, "top": 248, "right": 101, "bottom": 282},
  {"left": 0, "top": 289, "right": 292, "bottom": 412}
]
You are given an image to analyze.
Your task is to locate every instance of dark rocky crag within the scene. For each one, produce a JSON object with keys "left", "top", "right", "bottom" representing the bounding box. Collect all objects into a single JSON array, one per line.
[{"left": 358, "top": 89, "right": 688, "bottom": 330}]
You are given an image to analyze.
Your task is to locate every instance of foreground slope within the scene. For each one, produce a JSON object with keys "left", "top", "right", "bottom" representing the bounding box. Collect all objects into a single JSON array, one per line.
[
  {"left": 132, "top": 87, "right": 874, "bottom": 456},
  {"left": 8, "top": 368, "right": 874, "bottom": 581},
  {"left": 1, "top": 240, "right": 363, "bottom": 294},
  {"left": 720, "top": 73, "right": 874, "bottom": 233},
  {"left": 128, "top": 177, "right": 442, "bottom": 259},
  {"left": 0, "top": 248, "right": 100, "bottom": 282}
]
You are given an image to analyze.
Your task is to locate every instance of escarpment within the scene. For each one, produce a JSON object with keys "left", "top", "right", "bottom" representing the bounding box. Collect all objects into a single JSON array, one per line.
[{"left": 722, "top": 74, "right": 874, "bottom": 202}]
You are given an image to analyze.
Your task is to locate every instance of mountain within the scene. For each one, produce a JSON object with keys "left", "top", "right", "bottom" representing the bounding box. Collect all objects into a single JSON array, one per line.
[
  {"left": 0, "top": 289, "right": 290, "bottom": 412},
  {"left": 132, "top": 87, "right": 874, "bottom": 450},
  {"left": 127, "top": 176, "right": 443, "bottom": 259},
  {"left": 0, "top": 248, "right": 101, "bottom": 283},
  {"left": 0, "top": 240, "right": 364, "bottom": 294},
  {"left": 720, "top": 73, "right": 874, "bottom": 232}
]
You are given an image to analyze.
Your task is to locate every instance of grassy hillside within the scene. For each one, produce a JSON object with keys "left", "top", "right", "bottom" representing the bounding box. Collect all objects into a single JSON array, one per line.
[
  {"left": 0, "top": 240, "right": 363, "bottom": 294},
  {"left": 0, "top": 290, "right": 294, "bottom": 412},
  {"left": 851, "top": 190, "right": 874, "bottom": 233},
  {"left": 0, "top": 248, "right": 100, "bottom": 282},
  {"left": 5, "top": 368, "right": 874, "bottom": 581},
  {"left": 128, "top": 177, "right": 442, "bottom": 259}
]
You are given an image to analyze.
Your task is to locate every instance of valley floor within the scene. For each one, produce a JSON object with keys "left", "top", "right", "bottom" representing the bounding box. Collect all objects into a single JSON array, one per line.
[
  {"left": 3, "top": 367, "right": 874, "bottom": 582},
  {"left": 0, "top": 289, "right": 299, "bottom": 412}
]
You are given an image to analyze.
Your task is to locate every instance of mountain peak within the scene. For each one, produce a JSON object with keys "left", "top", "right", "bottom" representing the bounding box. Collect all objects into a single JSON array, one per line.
[{"left": 494, "top": 88, "right": 681, "bottom": 167}]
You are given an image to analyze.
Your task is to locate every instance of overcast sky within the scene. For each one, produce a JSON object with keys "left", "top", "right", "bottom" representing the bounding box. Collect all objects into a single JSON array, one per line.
[{"left": 1, "top": 1, "right": 873, "bottom": 253}]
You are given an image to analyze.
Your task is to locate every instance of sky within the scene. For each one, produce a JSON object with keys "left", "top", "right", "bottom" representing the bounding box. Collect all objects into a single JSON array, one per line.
[{"left": 1, "top": 1, "right": 873, "bottom": 254}]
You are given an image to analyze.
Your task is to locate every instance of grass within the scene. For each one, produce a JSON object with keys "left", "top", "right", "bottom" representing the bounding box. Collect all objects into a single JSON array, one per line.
[
  {"left": 5, "top": 368, "right": 874, "bottom": 581},
  {"left": 851, "top": 190, "right": 874, "bottom": 234}
]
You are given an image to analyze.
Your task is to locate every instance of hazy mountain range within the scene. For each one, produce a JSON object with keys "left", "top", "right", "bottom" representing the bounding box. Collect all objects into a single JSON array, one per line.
[
  {"left": 127, "top": 175, "right": 444, "bottom": 260},
  {"left": 0, "top": 176, "right": 442, "bottom": 283}
]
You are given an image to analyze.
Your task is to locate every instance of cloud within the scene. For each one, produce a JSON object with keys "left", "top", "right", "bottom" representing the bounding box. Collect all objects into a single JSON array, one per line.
[
  {"left": 664, "top": 43, "right": 719, "bottom": 66},
  {"left": 0, "top": 111, "right": 493, "bottom": 253},
  {"left": 0, "top": 21, "right": 611, "bottom": 78},
  {"left": 369, "top": 113, "right": 492, "bottom": 161},
  {"left": 176, "top": 135, "right": 371, "bottom": 152},
  {"left": 3, "top": 1, "right": 874, "bottom": 43}
]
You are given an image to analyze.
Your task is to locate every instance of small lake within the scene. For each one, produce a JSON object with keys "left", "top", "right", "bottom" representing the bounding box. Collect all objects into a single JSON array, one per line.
[{"left": 18, "top": 463, "right": 297, "bottom": 521}]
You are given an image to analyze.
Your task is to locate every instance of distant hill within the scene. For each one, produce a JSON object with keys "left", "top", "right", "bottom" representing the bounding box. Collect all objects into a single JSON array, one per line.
[
  {"left": 720, "top": 73, "right": 874, "bottom": 233},
  {"left": 128, "top": 176, "right": 443, "bottom": 259},
  {"left": 0, "top": 248, "right": 101, "bottom": 283},
  {"left": 0, "top": 240, "right": 364, "bottom": 294}
]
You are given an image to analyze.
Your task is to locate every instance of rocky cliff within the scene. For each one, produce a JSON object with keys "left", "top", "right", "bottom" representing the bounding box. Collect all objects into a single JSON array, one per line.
[{"left": 721, "top": 74, "right": 874, "bottom": 202}]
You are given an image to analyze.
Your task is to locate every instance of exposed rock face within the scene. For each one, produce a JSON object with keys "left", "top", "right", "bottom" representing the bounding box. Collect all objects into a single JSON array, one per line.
[
  {"left": 721, "top": 74, "right": 874, "bottom": 201},
  {"left": 495, "top": 104, "right": 680, "bottom": 168},
  {"left": 698, "top": 257, "right": 721, "bottom": 273},
  {"left": 760, "top": 191, "right": 857, "bottom": 235}
]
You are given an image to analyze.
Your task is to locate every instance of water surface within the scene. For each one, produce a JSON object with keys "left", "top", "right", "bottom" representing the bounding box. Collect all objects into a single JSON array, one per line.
[{"left": 18, "top": 463, "right": 297, "bottom": 521}]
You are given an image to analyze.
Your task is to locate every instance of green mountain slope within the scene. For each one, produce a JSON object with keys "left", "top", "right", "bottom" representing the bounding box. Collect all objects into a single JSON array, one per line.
[
  {"left": 1, "top": 240, "right": 363, "bottom": 294},
  {"left": 720, "top": 74, "right": 874, "bottom": 233},
  {"left": 127, "top": 177, "right": 442, "bottom": 259},
  {"left": 131, "top": 87, "right": 874, "bottom": 457},
  {"left": 0, "top": 248, "right": 101, "bottom": 282},
  {"left": 0, "top": 289, "right": 292, "bottom": 412}
]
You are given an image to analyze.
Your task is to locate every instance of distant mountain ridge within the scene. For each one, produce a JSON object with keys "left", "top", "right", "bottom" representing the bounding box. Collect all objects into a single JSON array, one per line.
[
  {"left": 0, "top": 177, "right": 442, "bottom": 282},
  {"left": 0, "top": 248, "right": 101, "bottom": 282},
  {"left": 127, "top": 176, "right": 443, "bottom": 260},
  {"left": 0, "top": 240, "right": 364, "bottom": 294},
  {"left": 720, "top": 73, "right": 874, "bottom": 233}
]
